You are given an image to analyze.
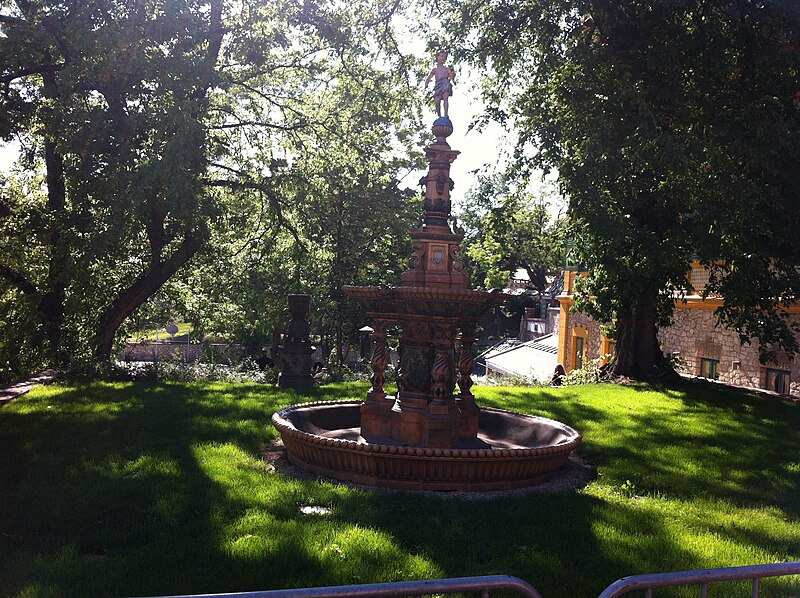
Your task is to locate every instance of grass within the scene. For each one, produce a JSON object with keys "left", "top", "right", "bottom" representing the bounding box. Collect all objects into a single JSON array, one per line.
[
  {"left": 0, "top": 380, "right": 799, "bottom": 597},
  {"left": 129, "top": 322, "right": 194, "bottom": 342}
]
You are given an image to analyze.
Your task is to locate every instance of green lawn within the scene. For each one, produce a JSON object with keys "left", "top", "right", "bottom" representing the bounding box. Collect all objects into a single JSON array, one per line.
[
  {"left": 129, "top": 322, "right": 194, "bottom": 342},
  {"left": 0, "top": 380, "right": 799, "bottom": 597}
]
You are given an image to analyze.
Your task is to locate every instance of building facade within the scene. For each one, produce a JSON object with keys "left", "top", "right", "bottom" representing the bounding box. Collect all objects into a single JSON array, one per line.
[{"left": 556, "top": 267, "right": 800, "bottom": 397}]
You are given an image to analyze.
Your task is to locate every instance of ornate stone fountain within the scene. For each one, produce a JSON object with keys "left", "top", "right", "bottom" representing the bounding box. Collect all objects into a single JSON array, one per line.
[{"left": 272, "top": 118, "right": 580, "bottom": 491}]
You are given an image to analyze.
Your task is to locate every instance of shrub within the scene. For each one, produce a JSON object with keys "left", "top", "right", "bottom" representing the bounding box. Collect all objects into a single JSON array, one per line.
[
  {"left": 562, "top": 357, "right": 607, "bottom": 386},
  {"left": 58, "top": 358, "right": 273, "bottom": 384}
]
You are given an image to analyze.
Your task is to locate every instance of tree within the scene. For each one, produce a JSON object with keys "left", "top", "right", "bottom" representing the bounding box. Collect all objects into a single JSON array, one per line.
[
  {"left": 143, "top": 6, "right": 425, "bottom": 364},
  {"left": 171, "top": 96, "right": 422, "bottom": 363},
  {"left": 445, "top": 0, "right": 800, "bottom": 379},
  {"left": 0, "top": 0, "right": 420, "bottom": 377},
  {"left": 461, "top": 171, "right": 565, "bottom": 293}
]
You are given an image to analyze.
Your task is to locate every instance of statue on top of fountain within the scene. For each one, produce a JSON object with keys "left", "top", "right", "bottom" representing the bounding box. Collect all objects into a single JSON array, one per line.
[{"left": 424, "top": 49, "right": 455, "bottom": 119}]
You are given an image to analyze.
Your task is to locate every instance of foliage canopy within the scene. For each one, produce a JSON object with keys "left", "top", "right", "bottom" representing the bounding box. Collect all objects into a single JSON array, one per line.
[
  {"left": 0, "top": 0, "right": 423, "bottom": 379},
  {"left": 445, "top": 0, "right": 800, "bottom": 378}
]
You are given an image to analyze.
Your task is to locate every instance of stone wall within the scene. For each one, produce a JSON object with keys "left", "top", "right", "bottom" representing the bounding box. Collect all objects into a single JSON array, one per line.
[
  {"left": 546, "top": 307, "right": 560, "bottom": 339},
  {"left": 658, "top": 309, "right": 800, "bottom": 396},
  {"left": 562, "top": 310, "right": 604, "bottom": 371}
]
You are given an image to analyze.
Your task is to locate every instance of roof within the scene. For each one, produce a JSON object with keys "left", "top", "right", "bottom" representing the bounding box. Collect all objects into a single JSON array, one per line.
[{"left": 483, "top": 334, "right": 559, "bottom": 383}]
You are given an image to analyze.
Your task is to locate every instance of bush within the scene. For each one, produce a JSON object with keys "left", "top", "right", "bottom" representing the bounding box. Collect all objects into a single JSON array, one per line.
[
  {"left": 318, "top": 363, "right": 370, "bottom": 384},
  {"left": 486, "top": 371, "right": 546, "bottom": 387},
  {"left": 562, "top": 357, "right": 606, "bottom": 386},
  {"left": 58, "top": 358, "right": 274, "bottom": 384}
]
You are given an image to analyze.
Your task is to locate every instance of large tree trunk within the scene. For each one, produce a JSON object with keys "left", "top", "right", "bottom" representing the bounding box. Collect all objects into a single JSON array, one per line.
[
  {"left": 524, "top": 264, "right": 548, "bottom": 294},
  {"left": 39, "top": 72, "right": 69, "bottom": 365},
  {"left": 94, "top": 233, "right": 201, "bottom": 361},
  {"left": 611, "top": 296, "right": 664, "bottom": 380},
  {"left": 95, "top": 3, "right": 222, "bottom": 362}
]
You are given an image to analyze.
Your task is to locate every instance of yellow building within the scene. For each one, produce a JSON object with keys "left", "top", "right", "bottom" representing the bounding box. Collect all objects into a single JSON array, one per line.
[{"left": 556, "top": 265, "right": 800, "bottom": 397}]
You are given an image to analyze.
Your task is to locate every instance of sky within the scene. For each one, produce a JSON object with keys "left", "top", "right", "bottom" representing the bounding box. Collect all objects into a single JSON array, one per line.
[{"left": 0, "top": 141, "right": 16, "bottom": 173}]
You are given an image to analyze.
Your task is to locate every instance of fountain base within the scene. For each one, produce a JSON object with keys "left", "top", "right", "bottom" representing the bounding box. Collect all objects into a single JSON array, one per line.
[{"left": 272, "top": 400, "right": 581, "bottom": 491}]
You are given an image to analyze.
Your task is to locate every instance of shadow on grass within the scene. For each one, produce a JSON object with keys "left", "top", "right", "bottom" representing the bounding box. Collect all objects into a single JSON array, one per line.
[
  {"left": 475, "top": 381, "right": 800, "bottom": 512},
  {"left": 0, "top": 382, "right": 376, "bottom": 597},
  {"left": 1, "top": 380, "right": 798, "bottom": 598}
]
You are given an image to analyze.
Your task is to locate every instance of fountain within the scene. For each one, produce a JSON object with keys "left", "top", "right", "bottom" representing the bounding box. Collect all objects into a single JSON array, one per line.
[{"left": 272, "top": 117, "right": 581, "bottom": 491}]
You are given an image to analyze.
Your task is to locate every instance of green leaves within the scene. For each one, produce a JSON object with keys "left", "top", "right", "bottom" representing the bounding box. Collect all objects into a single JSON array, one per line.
[
  {"left": 0, "top": 0, "right": 425, "bottom": 376},
  {"left": 461, "top": 171, "right": 565, "bottom": 294},
  {"left": 447, "top": 0, "right": 800, "bottom": 375}
]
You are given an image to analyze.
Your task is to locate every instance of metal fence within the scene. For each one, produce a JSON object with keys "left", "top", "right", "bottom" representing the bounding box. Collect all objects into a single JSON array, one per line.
[
  {"left": 144, "top": 562, "right": 800, "bottom": 598},
  {"left": 597, "top": 561, "right": 800, "bottom": 597},
  {"left": 143, "top": 575, "right": 543, "bottom": 598}
]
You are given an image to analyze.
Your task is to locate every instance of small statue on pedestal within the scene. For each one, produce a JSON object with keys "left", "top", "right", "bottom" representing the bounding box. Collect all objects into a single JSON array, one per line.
[{"left": 424, "top": 49, "right": 455, "bottom": 118}]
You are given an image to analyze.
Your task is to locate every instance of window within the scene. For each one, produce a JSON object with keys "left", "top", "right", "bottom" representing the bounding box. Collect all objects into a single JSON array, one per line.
[
  {"left": 574, "top": 336, "right": 585, "bottom": 370},
  {"left": 689, "top": 267, "right": 710, "bottom": 294},
  {"left": 527, "top": 320, "right": 545, "bottom": 334},
  {"left": 765, "top": 368, "right": 790, "bottom": 394},
  {"left": 700, "top": 358, "right": 719, "bottom": 380},
  {"left": 599, "top": 337, "right": 616, "bottom": 365}
]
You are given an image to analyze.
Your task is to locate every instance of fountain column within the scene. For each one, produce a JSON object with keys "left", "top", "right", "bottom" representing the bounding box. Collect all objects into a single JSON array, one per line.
[
  {"left": 344, "top": 117, "right": 509, "bottom": 449},
  {"left": 400, "top": 118, "right": 465, "bottom": 290},
  {"left": 456, "top": 325, "right": 479, "bottom": 439},
  {"left": 391, "top": 117, "right": 468, "bottom": 447},
  {"left": 361, "top": 319, "right": 394, "bottom": 439},
  {"left": 426, "top": 321, "right": 459, "bottom": 447}
]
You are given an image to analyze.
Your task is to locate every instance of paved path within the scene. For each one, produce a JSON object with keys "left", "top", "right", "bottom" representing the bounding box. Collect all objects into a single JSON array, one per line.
[{"left": 0, "top": 371, "right": 55, "bottom": 407}]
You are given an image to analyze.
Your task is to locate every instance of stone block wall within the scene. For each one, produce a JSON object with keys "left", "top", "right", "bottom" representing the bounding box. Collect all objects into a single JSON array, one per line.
[
  {"left": 563, "top": 310, "right": 604, "bottom": 371},
  {"left": 546, "top": 307, "right": 560, "bottom": 338},
  {"left": 558, "top": 297, "right": 799, "bottom": 397},
  {"left": 658, "top": 309, "right": 800, "bottom": 396}
]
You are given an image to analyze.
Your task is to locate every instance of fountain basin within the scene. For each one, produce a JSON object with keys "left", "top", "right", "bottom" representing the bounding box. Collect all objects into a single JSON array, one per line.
[{"left": 272, "top": 400, "right": 581, "bottom": 491}]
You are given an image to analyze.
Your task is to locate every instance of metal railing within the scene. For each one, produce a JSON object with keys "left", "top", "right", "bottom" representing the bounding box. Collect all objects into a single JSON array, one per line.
[
  {"left": 143, "top": 574, "right": 543, "bottom": 598},
  {"left": 143, "top": 562, "right": 800, "bottom": 598},
  {"left": 597, "top": 561, "right": 800, "bottom": 597}
]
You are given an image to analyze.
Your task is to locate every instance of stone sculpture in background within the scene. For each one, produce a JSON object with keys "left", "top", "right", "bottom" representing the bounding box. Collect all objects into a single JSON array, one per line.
[{"left": 276, "top": 294, "right": 315, "bottom": 388}]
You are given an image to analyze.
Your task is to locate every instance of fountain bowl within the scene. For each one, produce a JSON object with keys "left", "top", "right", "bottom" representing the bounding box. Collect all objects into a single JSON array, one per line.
[{"left": 272, "top": 400, "right": 581, "bottom": 491}]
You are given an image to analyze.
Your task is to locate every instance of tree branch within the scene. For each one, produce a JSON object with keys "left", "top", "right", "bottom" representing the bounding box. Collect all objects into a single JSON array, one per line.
[
  {"left": 0, "top": 14, "right": 26, "bottom": 25},
  {"left": 0, "top": 64, "right": 63, "bottom": 85},
  {"left": 202, "top": 178, "right": 304, "bottom": 248},
  {"left": 192, "top": 0, "right": 224, "bottom": 104},
  {"left": 0, "top": 263, "right": 39, "bottom": 297},
  {"left": 207, "top": 120, "right": 307, "bottom": 131}
]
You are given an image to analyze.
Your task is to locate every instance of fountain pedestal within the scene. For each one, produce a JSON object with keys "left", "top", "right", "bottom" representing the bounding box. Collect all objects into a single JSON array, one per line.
[
  {"left": 277, "top": 294, "right": 315, "bottom": 388},
  {"left": 344, "top": 117, "right": 505, "bottom": 448}
]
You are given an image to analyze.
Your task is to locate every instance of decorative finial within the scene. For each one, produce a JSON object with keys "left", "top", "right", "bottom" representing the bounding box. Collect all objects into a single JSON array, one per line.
[
  {"left": 431, "top": 116, "right": 453, "bottom": 146},
  {"left": 424, "top": 49, "right": 455, "bottom": 118}
]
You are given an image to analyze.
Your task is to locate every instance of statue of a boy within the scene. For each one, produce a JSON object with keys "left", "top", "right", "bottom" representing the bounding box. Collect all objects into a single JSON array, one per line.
[{"left": 424, "top": 49, "right": 455, "bottom": 118}]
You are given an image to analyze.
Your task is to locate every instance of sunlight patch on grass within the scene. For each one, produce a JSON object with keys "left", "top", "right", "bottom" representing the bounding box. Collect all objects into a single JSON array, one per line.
[
  {"left": 2, "top": 380, "right": 799, "bottom": 597},
  {"left": 314, "top": 526, "right": 443, "bottom": 583},
  {"left": 587, "top": 484, "right": 800, "bottom": 576}
]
